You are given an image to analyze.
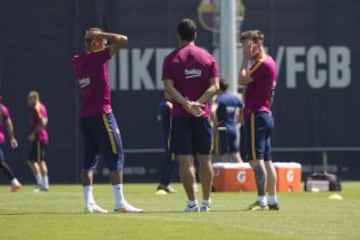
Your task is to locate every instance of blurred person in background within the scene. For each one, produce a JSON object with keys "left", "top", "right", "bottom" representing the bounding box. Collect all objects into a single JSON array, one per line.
[
  {"left": 26, "top": 91, "right": 49, "bottom": 192},
  {"left": 0, "top": 96, "right": 22, "bottom": 192},
  {"left": 211, "top": 78, "right": 243, "bottom": 163},
  {"left": 155, "top": 93, "right": 177, "bottom": 194}
]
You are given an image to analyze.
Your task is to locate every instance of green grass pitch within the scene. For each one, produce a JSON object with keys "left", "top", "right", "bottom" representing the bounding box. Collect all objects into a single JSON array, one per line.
[{"left": 0, "top": 182, "right": 359, "bottom": 240}]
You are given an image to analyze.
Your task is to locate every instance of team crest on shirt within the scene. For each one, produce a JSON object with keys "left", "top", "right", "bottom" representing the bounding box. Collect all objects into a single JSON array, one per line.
[
  {"left": 185, "top": 68, "right": 202, "bottom": 79},
  {"left": 79, "top": 78, "right": 90, "bottom": 88}
]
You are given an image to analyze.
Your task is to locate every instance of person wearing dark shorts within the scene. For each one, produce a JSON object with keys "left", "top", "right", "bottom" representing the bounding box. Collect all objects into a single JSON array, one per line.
[
  {"left": 27, "top": 91, "right": 49, "bottom": 192},
  {"left": 239, "top": 30, "right": 279, "bottom": 210},
  {"left": 0, "top": 99, "right": 22, "bottom": 192},
  {"left": 212, "top": 79, "right": 243, "bottom": 162},
  {"left": 155, "top": 93, "right": 178, "bottom": 194},
  {"left": 162, "top": 19, "right": 219, "bottom": 212},
  {"left": 72, "top": 27, "right": 142, "bottom": 213}
]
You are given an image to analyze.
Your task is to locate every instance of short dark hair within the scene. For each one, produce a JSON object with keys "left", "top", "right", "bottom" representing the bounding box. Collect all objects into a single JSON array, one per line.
[
  {"left": 219, "top": 78, "right": 229, "bottom": 91},
  {"left": 240, "top": 30, "right": 264, "bottom": 43},
  {"left": 177, "top": 18, "right": 197, "bottom": 41}
]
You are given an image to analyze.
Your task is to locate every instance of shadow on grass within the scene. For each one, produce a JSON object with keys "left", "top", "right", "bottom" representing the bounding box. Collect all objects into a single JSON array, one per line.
[{"left": 0, "top": 209, "right": 247, "bottom": 215}]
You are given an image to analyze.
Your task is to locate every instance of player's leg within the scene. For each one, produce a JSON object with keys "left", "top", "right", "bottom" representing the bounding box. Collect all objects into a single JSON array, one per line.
[
  {"left": 38, "top": 143, "right": 49, "bottom": 191},
  {"left": 156, "top": 150, "right": 177, "bottom": 194},
  {"left": 214, "top": 126, "right": 224, "bottom": 162},
  {"left": 227, "top": 127, "right": 242, "bottom": 163},
  {"left": 179, "top": 154, "right": 197, "bottom": 200},
  {"left": 239, "top": 124, "right": 246, "bottom": 161},
  {"left": 156, "top": 121, "right": 177, "bottom": 193},
  {"left": 194, "top": 117, "right": 213, "bottom": 212},
  {"left": 79, "top": 117, "right": 106, "bottom": 213},
  {"left": 99, "top": 113, "right": 143, "bottom": 213},
  {"left": 263, "top": 114, "right": 279, "bottom": 210},
  {"left": 246, "top": 113, "right": 268, "bottom": 210},
  {"left": 0, "top": 146, "right": 22, "bottom": 192},
  {"left": 172, "top": 117, "right": 198, "bottom": 211},
  {"left": 218, "top": 126, "right": 229, "bottom": 162},
  {"left": 27, "top": 141, "right": 42, "bottom": 190}
]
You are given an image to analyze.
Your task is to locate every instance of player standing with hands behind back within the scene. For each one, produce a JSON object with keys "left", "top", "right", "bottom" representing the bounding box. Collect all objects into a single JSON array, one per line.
[
  {"left": 72, "top": 28, "right": 143, "bottom": 213},
  {"left": 162, "top": 19, "right": 219, "bottom": 212},
  {"left": 238, "top": 30, "right": 279, "bottom": 210}
]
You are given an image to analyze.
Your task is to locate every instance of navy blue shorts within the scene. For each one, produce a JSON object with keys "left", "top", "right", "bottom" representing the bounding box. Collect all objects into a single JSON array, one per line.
[
  {"left": 243, "top": 112, "right": 274, "bottom": 161},
  {"left": 80, "top": 113, "right": 124, "bottom": 171},
  {"left": 171, "top": 117, "right": 212, "bottom": 155},
  {"left": 215, "top": 125, "right": 239, "bottom": 155},
  {"left": 28, "top": 141, "right": 47, "bottom": 162},
  {"left": 0, "top": 144, "right": 5, "bottom": 161}
]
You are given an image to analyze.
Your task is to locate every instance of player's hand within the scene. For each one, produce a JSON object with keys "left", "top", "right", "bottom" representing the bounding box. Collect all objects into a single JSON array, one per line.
[
  {"left": 10, "top": 138, "right": 18, "bottom": 149},
  {"left": 28, "top": 133, "right": 35, "bottom": 142},
  {"left": 243, "top": 40, "right": 253, "bottom": 60},
  {"left": 85, "top": 29, "right": 102, "bottom": 41},
  {"left": 183, "top": 101, "right": 205, "bottom": 117}
]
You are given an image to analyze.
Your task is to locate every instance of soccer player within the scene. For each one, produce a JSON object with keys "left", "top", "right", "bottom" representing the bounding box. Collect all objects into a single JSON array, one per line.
[
  {"left": 212, "top": 78, "right": 243, "bottom": 163},
  {"left": 72, "top": 27, "right": 143, "bottom": 213},
  {"left": 0, "top": 97, "right": 22, "bottom": 192},
  {"left": 238, "top": 30, "right": 279, "bottom": 210},
  {"left": 162, "top": 19, "right": 219, "bottom": 212},
  {"left": 27, "top": 91, "right": 50, "bottom": 192},
  {"left": 155, "top": 93, "right": 177, "bottom": 194}
]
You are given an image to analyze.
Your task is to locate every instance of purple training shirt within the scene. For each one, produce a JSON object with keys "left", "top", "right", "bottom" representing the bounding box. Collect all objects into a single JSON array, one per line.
[
  {"left": 0, "top": 104, "right": 10, "bottom": 144},
  {"left": 162, "top": 44, "right": 219, "bottom": 118},
  {"left": 31, "top": 102, "right": 49, "bottom": 144},
  {"left": 244, "top": 55, "right": 278, "bottom": 120},
  {"left": 72, "top": 48, "right": 112, "bottom": 117}
]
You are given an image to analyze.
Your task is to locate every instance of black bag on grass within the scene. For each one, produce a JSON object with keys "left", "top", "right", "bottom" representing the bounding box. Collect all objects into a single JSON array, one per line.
[{"left": 304, "top": 171, "right": 341, "bottom": 192}]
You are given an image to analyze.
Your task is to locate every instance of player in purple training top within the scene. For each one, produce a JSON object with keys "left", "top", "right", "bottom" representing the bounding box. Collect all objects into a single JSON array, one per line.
[
  {"left": 239, "top": 30, "right": 279, "bottom": 210},
  {"left": 27, "top": 91, "right": 50, "bottom": 192},
  {"left": 0, "top": 96, "right": 22, "bottom": 192},
  {"left": 72, "top": 27, "right": 143, "bottom": 213},
  {"left": 162, "top": 19, "right": 219, "bottom": 212}
]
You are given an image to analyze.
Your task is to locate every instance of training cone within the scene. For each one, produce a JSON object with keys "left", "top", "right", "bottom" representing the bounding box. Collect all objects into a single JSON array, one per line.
[{"left": 328, "top": 194, "right": 343, "bottom": 200}]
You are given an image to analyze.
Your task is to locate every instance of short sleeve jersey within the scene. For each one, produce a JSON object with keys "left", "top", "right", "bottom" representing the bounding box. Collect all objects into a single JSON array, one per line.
[
  {"left": 72, "top": 48, "right": 112, "bottom": 117},
  {"left": 244, "top": 55, "right": 278, "bottom": 120},
  {"left": 31, "top": 103, "right": 49, "bottom": 144},
  {"left": 162, "top": 44, "right": 219, "bottom": 118},
  {"left": 0, "top": 104, "right": 10, "bottom": 144},
  {"left": 215, "top": 93, "right": 243, "bottom": 127}
]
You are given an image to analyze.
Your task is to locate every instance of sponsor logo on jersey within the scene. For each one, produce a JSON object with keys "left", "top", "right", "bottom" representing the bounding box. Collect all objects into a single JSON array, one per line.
[{"left": 185, "top": 68, "right": 202, "bottom": 79}]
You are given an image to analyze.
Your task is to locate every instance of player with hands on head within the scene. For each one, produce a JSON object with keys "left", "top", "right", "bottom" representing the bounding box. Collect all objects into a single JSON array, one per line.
[
  {"left": 239, "top": 30, "right": 279, "bottom": 210},
  {"left": 72, "top": 27, "right": 143, "bottom": 213}
]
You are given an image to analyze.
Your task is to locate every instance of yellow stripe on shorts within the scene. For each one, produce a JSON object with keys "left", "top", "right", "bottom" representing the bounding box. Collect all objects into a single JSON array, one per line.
[
  {"left": 250, "top": 113, "right": 257, "bottom": 160},
  {"left": 102, "top": 114, "right": 117, "bottom": 154}
]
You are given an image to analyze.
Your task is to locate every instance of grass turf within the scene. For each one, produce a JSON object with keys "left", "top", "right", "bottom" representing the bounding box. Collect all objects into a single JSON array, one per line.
[{"left": 0, "top": 182, "right": 359, "bottom": 240}]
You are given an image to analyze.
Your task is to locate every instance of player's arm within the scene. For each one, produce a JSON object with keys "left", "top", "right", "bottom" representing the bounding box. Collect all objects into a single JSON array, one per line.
[
  {"left": 196, "top": 77, "right": 220, "bottom": 105},
  {"left": 239, "top": 41, "right": 254, "bottom": 86},
  {"left": 5, "top": 118, "right": 18, "bottom": 149},
  {"left": 210, "top": 100, "right": 218, "bottom": 126},
  {"left": 269, "top": 88, "right": 275, "bottom": 108},
  {"left": 86, "top": 30, "right": 128, "bottom": 56},
  {"left": 164, "top": 79, "right": 204, "bottom": 116},
  {"left": 164, "top": 79, "right": 188, "bottom": 107},
  {"left": 28, "top": 116, "right": 48, "bottom": 142}
]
